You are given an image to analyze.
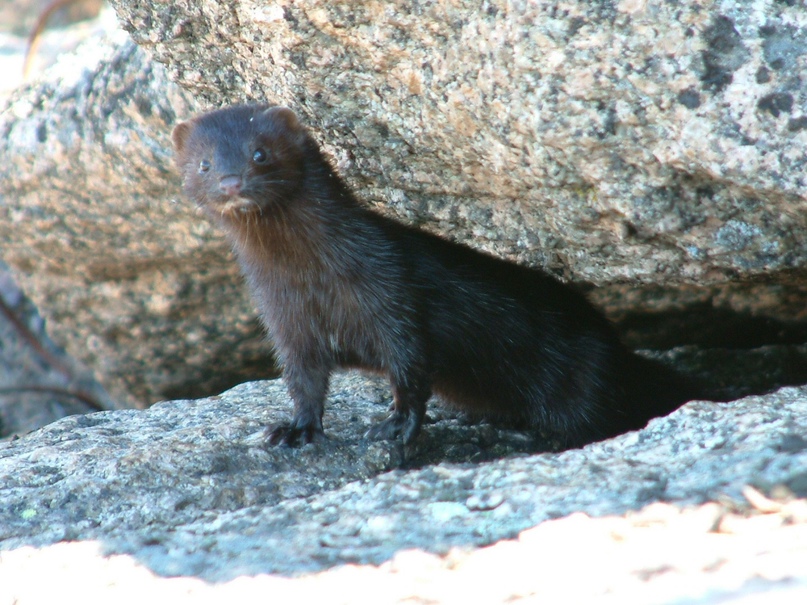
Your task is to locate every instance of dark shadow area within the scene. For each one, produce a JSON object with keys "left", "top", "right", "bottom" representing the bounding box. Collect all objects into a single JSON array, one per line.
[
  {"left": 615, "top": 304, "right": 807, "bottom": 350},
  {"left": 648, "top": 344, "right": 807, "bottom": 402},
  {"left": 161, "top": 352, "right": 280, "bottom": 402},
  {"left": 595, "top": 281, "right": 807, "bottom": 402},
  {"left": 154, "top": 316, "right": 281, "bottom": 403}
]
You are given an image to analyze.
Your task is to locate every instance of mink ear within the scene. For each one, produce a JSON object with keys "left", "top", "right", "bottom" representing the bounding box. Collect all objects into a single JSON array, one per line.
[
  {"left": 171, "top": 121, "right": 193, "bottom": 154},
  {"left": 262, "top": 106, "right": 301, "bottom": 131}
]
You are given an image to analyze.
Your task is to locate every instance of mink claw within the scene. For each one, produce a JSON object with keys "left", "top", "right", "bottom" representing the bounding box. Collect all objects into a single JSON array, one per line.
[
  {"left": 365, "top": 410, "right": 423, "bottom": 444},
  {"left": 265, "top": 422, "right": 326, "bottom": 447}
]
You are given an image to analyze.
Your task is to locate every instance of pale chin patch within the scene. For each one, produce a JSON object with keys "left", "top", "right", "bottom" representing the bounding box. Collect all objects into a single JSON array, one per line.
[{"left": 220, "top": 197, "right": 261, "bottom": 215}]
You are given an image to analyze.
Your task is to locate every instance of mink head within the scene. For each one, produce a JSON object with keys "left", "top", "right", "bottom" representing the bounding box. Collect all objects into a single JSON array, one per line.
[{"left": 172, "top": 105, "right": 308, "bottom": 217}]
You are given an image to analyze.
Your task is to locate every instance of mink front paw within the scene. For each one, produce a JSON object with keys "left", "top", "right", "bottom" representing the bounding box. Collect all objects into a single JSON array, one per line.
[
  {"left": 365, "top": 410, "right": 423, "bottom": 444},
  {"left": 265, "top": 422, "right": 326, "bottom": 446}
]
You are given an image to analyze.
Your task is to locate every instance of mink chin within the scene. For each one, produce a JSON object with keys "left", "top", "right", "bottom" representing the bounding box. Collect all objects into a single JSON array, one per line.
[{"left": 172, "top": 104, "right": 708, "bottom": 450}]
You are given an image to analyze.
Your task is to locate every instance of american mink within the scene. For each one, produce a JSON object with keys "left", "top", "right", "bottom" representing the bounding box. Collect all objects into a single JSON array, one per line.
[{"left": 172, "top": 104, "right": 701, "bottom": 449}]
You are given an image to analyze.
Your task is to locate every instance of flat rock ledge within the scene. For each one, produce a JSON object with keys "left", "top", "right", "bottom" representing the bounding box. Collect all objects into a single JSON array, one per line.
[{"left": 1, "top": 372, "right": 806, "bottom": 603}]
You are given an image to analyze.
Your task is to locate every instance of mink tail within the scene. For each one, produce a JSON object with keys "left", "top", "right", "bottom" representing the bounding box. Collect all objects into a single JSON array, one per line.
[{"left": 540, "top": 350, "right": 726, "bottom": 450}]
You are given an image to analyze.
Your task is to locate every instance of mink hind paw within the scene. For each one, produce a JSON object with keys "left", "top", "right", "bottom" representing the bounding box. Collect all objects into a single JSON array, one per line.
[
  {"left": 265, "top": 422, "right": 326, "bottom": 447},
  {"left": 365, "top": 410, "right": 423, "bottom": 444}
]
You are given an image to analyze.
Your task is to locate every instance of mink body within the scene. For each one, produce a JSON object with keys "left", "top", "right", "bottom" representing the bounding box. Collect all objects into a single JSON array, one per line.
[{"left": 172, "top": 105, "right": 699, "bottom": 448}]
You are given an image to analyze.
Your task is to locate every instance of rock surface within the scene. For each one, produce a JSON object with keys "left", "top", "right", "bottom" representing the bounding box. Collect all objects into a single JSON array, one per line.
[{"left": 1, "top": 373, "right": 806, "bottom": 601}]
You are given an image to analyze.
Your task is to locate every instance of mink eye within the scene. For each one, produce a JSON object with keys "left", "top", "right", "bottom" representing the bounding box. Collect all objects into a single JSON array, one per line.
[
  {"left": 252, "top": 148, "right": 268, "bottom": 164},
  {"left": 198, "top": 159, "right": 211, "bottom": 174}
]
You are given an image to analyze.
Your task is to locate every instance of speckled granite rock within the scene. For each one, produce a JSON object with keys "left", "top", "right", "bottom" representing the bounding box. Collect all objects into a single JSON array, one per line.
[
  {"left": 0, "top": 373, "right": 806, "bottom": 601},
  {"left": 110, "top": 0, "right": 807, "bottom": 283}
]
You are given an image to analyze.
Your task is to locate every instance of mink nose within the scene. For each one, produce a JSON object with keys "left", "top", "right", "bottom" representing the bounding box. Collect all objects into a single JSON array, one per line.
[{"left": 219, "top": 175, "right": 243, "bottom": 196}]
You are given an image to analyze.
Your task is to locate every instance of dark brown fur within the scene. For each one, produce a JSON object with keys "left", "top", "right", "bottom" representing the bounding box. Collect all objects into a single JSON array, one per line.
[{"left": 172, "top": 105, "right": 700, "bottom": 448}]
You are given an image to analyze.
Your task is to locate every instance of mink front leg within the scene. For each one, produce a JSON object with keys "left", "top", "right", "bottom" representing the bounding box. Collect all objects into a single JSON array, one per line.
[{"left": 266, "top": 360, "right": 330, "bottom": 446}]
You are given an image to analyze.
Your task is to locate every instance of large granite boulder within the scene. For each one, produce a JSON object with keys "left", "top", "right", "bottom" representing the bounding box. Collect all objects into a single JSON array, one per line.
[{"left": 109, "top": 0, "right": 807, "bottom": 283}]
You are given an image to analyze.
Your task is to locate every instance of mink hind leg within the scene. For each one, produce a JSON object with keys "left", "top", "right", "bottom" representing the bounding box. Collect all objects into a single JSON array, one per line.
[
  {"left": 365, "top": 370, "right": 431, "bottom": 444},
  {"left": 266, "top": 360, "right": 331, "bottom": 446}
]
